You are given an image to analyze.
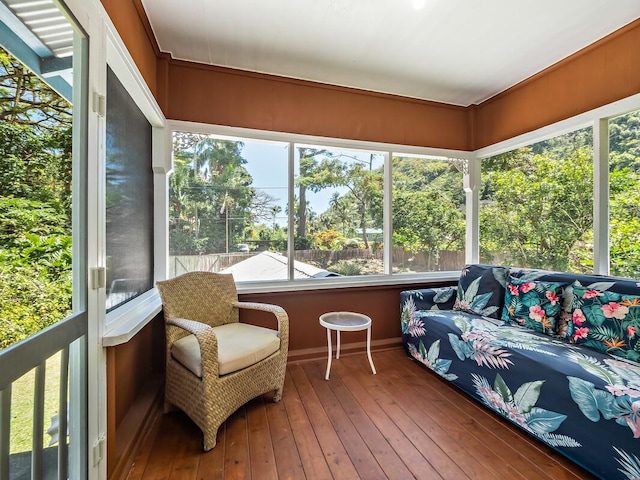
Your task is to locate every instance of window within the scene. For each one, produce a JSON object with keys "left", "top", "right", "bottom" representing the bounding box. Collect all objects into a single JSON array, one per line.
[
  {"left": 293, "top": 145, "right": 384, "bottom": 277},
  {"left": 169, "top": 125, "right": 471, "bottom": 282},
  {"left": 0, "top": 2, "right": 89, "bottom": 475},
  {"left": 479, "top": 127, "right": 594, "bottom": 272},
  {"left": 609, "top": 109, "right": 640, "bottom": 278},
  {"left": 105, "top": 66, "right": 154, "bottom": 311},
  {"left": 0, "top": 44, "right": 74, "bottom": 346},
  {"left": 392, "top": 155, "right": 465, "bottom": 273},
  {"left": 169, "top": 132, "right": 289, "bottom": 280}
]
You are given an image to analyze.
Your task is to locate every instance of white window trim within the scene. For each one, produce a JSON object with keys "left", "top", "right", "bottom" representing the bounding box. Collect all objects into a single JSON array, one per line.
[
  {"left": 101, "top": 15, "right": 166, "bottom": 346},
  {"left": 167, "top": 119, "right": 473, "bottom": 289},
  {"left": 474, "top": 91, "right": 640, "bottom": 277}
]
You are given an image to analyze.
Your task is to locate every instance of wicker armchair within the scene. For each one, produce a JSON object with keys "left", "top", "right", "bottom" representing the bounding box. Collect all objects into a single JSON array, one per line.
[{"left": 156, "top": 271, "right": 289, "bottom": 451}]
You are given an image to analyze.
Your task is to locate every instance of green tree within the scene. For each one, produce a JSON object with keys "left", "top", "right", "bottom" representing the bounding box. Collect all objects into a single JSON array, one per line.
[
  {"left": 393, "top": 190, "right": 465, "bottom": 268},
  {"left": 0, "top": 46, "right": 73, "bottom": 348},
  {"left": 0, "top": 48, "right": 71, "bottom": 131},
  {"left": 170, "top": 134, "right": 268, "bottom": 254},
  {"left": 480, "top": 146, "right": 593, "bottom": 271},
  {"left": 297, "top": 153, "right": 383, "bottom": 248}
]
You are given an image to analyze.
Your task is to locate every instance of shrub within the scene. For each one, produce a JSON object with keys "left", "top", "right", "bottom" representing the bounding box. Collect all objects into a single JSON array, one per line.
[{"left": 0, "top": 264, "right": 71, "bottom": 349}]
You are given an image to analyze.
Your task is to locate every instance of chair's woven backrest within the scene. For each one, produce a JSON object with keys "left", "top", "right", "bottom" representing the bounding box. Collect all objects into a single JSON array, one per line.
[{"left": 157, "top": 271, "right": 239, "bottom": 335}]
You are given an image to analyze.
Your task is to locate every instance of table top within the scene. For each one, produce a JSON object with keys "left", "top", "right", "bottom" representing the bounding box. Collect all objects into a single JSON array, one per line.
[{"left": 319, "top": 311, "right": 371, "bottom": 331}]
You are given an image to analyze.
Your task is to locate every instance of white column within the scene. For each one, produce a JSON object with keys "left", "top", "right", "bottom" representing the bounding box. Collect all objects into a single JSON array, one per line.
[
  {"left": 464, "top": 155, "right": 480, "bottom": 264},
  {"left": 593, "top": 118, "right": 609, "bottom": 275}
]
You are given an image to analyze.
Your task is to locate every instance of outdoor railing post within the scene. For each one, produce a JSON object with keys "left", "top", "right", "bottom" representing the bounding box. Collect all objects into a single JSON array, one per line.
[
  {"left": 58, "top": 347, "right": 69, "bottom": 479},
  {"left": 31, "top": 363, "right": 45, "bottom": 480},
  {"left": 0, "top": 385, "right": 11, "bottom": 480}
]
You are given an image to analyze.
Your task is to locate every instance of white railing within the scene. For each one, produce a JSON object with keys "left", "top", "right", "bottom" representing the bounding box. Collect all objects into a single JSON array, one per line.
[{"left": 0, "top": 313, "right": 87, "bottom": 479}]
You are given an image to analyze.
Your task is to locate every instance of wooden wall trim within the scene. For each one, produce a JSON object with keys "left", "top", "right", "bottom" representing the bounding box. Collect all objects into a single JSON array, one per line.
[
  {"left": 106, "top": 2, "right": 640, "bottom": 152},
  {"left": 100, "top": 0, "right": 159, "bottom": 96},
  {"left": 473, "top": 18, "right": 640, "bottom": 149},
  {"left": 165, "top": 59, "right": 470, "bottom": 150},
  {"left": 167, "top": 59, "right": 464, "bottom": 110}
]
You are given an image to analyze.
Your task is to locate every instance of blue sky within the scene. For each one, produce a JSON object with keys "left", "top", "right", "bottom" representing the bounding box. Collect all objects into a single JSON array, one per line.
[{"left": 240, "top": 139, "right": 378, "bottom": 227}]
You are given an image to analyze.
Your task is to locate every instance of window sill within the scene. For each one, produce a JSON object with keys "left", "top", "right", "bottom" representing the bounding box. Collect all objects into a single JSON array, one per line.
[
  {"left": 100, "top": 271, "right": 460, "bottom": 346},
  {"left": 102, "top": 288, "right": 162, "bottom": 347},
  {"left": 235, "top": 270, "right": 461, "bottom": 294}
]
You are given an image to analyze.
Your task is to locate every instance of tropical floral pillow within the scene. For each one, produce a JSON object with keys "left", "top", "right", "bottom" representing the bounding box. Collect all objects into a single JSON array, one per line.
[
  {"left": 571, "top": 286, "right": 640, "bottom": 362},
  {"left": 454, "top": 264, "right": 509, "bottom": 319},
  {"left": 501, "top": 278, "right": 564, "bottom": 334}
]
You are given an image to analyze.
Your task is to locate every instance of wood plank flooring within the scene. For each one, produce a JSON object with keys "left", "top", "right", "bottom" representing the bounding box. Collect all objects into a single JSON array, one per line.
[{"left": 126, "top": 348, "right": 597, "bottom": 480}]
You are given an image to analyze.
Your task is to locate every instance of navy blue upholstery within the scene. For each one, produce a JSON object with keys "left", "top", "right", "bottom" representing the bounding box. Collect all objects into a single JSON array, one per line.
[{"left": 401, "top": 265, "right": 640, "bottom": 480}]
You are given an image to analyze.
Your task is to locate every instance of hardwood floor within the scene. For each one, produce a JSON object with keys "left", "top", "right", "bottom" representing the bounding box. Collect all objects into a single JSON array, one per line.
[{"left": 126, "top": 348, "right": 596, "bottom": 480}]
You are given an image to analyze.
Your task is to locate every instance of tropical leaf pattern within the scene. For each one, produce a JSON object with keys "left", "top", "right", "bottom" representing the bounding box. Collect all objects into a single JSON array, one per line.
[
  {"left": 407, "top": 340, "right": 457, "bottom": 381},
  {"left": 614, "top": 447, "right": 640, "bottom": 480},
  {"left": 472, "top": 373, "right": 580, "bottom": 447},
  {"left": 566, "top": 352, "right": 640, "bottom": 439},
  {"left": 401, "top": 264, "right": 640, "bottom": 480},
  {"left": 454, "top": 264, "right": 509, "bottom": 319},
  {"left": 570, "top": 286, "right": 640, "bottom": 363}
]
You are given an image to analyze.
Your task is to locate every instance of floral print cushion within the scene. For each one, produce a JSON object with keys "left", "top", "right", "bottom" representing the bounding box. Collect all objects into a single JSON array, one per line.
[
  {"left": 453, "top": 264, "right": 509, "bottom": 320},
  {"left": 401, "top": 294, "right": 640, "bottom": 480},
  {"left": 571, "top": 286, "right": 640, "bottom": 363},
  {"left": 501, "top": 277, "right": 565, "bottom": 334}
]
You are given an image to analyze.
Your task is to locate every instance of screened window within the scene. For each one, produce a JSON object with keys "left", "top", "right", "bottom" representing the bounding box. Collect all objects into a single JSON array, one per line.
[
  {"left": 168, "top": 126, "right": 475, "bottom": 282},
  {"left": 169, "top": 132, "right": 288, "bottom": 280},
  {"left": 105, "top": 66, "right": 154, "bottom": 311},
  {"left": 479, "top": 127, "right": 594, "bottom": 272},
  {"left": 392, "top": 155, "right": 465, "bottom": 273},
  {"left": 293, "top": 146, "right": 384, "bottom": 277},
  {"left": 609, "top": 109, "right": 640, "bottom": 278}
]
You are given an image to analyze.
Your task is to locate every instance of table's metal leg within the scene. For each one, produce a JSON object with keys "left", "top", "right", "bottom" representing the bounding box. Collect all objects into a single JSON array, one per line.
[
  {"left": 325, "top": 328, "right": 332, "bottom": 380},
  {"left": 367, "top": 325, "right": 377, "bottom": 375},
  {"left": 336, "top": 330, "right": 341, "bottom": 359}
]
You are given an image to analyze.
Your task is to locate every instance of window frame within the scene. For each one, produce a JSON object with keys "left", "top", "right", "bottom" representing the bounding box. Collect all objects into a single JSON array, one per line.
[
  {"left": 101, "top": 24, "right": 167, "bottom": 342},
  {"left": 167, "top": 120, "right": 473, "bottom": 292},
  {"left": 475, "top": 91, "right": 640, "bottom": 276}
]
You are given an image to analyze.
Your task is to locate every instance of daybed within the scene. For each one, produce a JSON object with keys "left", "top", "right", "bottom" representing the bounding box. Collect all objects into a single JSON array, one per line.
[{"left": 400, "top": 264, "right": 640, "bottom": 480}]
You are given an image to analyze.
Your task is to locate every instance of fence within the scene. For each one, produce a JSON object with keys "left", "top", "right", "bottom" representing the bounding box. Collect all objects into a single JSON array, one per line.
[{"left": 170, "top": 248, "right": 465, "bottom": 277}]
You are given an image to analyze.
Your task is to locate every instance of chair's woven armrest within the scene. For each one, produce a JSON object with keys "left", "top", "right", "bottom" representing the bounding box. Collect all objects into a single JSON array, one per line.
[
  {"left": 168, "top": 317, "right": 213, "bottom": 335},
  {"left": 232, "top": 301, "right": 289, "bottom": 341},
  {"left": 167, "top": 317, "right": 219, "bottom": 377}
]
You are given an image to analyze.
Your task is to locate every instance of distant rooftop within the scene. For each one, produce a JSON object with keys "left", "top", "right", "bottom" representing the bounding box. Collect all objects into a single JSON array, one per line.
[{"left": 220, "top": 251, "right": 339, "bottom": 282}]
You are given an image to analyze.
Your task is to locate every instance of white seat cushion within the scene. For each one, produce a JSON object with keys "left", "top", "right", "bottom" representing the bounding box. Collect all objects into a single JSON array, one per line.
[{"left": 171, "top": 322, "right": 280, "bottom": 377}]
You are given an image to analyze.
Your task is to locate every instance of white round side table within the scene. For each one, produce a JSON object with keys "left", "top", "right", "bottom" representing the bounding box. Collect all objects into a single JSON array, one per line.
[{"left": 319, "top": 311, "right": 377, "bottom": 380}]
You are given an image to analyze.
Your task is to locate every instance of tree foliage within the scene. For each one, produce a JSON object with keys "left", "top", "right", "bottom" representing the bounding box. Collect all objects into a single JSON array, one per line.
[
  {"left": 0, "top": 46, "right": 72, "bottom": 349},
  {"left": 169, "top": 134, "right": 259, "bottom": 254},
  {"left": 480, "top": 144, "right": 594, "bottom": 272}
]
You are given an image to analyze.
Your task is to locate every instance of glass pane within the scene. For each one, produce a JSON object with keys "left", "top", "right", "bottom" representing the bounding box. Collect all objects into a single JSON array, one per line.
[
  {"left": 392, "top": 155, "right": 465, "bottom": 273},
  {"left": 105, "top": 66, "right": 154, "bottom": 311},
  {"left": 0, "top": 48, "right": 73, "bottom": 347},
  {"left": 480, "top": 127, "right": 593, "bottom": 272},
  {"left": 169, "top": 133, "right": 289, "bottom": 281},
  {"left": 0, "top": 3, "right": 87, "bottom": 477},
  {"left": 609, "top": 109, "right": 640, "bottom": 278},
  {"left": 294, "top": 145, "right": 384, "bottom": 277}
]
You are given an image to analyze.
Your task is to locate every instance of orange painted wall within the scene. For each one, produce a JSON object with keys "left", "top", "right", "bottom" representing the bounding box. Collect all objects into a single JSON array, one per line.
[
  {"left": 166, "top": 61, "right": 470, "bottom": 150},
  {"left": 473, "top": 18, "right": 640, "bottom": 149},
  {"left": 99, "top": 2, "right": 640, "bottom": 152},
  {"left": 100, "top": 0, "right": 159, "bottom": 97}
]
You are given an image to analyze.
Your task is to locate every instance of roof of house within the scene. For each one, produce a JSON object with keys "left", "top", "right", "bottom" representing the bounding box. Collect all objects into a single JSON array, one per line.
[{"left": 220, "top": 251, "right": 339, "bottom": 282}]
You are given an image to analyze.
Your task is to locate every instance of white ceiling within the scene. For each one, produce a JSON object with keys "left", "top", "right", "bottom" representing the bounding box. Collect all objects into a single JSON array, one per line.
[{"left": 141, "top": 0, "right": 640, "bottom": 107}]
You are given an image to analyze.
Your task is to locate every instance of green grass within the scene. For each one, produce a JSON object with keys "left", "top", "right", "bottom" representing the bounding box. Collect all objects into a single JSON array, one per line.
[{"left": 10, "top": 351, "right": 63, "bottom": 454}]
